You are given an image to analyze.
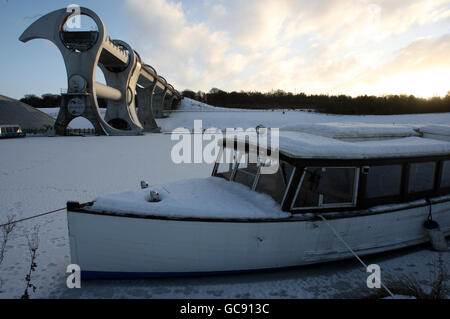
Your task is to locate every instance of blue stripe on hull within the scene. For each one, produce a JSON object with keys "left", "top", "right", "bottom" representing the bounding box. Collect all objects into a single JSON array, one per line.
[
  {"left": 0, "top": 133, "right": 25, "bottom": 138},
  {"left": 81, "top": 267, "right": 289, "bottom": 279}
]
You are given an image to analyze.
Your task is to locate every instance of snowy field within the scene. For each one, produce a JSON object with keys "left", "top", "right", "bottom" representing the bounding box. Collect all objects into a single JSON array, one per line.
[
  {"left": 39, "top": 98, "right": 450, "bottom": 132},
  {"left": 0, "top": 99, "right": 449, "bottom": 299}
]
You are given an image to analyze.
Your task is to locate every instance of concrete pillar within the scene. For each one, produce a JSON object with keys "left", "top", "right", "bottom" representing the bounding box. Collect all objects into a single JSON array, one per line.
[
  {"left": 136, "top": 84, "right": 161, "bottom": 132},
  {"left": 164, "top": 95, "right": 175, "bottom": 112},
  {"left": 101, "top": 40, "right": 144, "bottom": 132},
  {"left": 152, "top": 86, "right": 168, "bottom": 119}
]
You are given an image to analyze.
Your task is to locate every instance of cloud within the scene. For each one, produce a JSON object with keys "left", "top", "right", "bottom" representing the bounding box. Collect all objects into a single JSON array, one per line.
[
  {"left": 350, "top": 34, "right": 450, "bottom": 97},
  {"left": 382, "top": 34, "right": 450, "bottom": 72},
  {"left": 124, "top": 0, "right": 450, "bottom": 97}
]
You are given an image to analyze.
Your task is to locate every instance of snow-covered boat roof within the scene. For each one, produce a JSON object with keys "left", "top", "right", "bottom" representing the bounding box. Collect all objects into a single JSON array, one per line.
[
  {"left": 420, "top": 124, "right": 450, "bottom": 137},
  {"left": 220, "top": 123, "right": 450, "bottom": 160},
  {"left": 281, "top": 122, "right": 420, "bottom": 140},
  {"left": 0, "top": 124, "right": 21, "bottom": 127},
  {"left": 89, "top": 177, "right": 291, "bottom": 220}
]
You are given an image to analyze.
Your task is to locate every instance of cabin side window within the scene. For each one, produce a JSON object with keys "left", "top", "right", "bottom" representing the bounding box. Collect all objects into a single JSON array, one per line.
[
  {"left": 408, "top": 162, "right": 436, "bottom": 193},
  {"left": 292, "top": 167, "right": 359, "bottom": 210},
  {"left": 441, "top": 160, "right": 450, "bottom": 188},
  {"left": 256, "top": 161, "right": 295, "bottom": 204},
  {"left": 365, "top": 165, "right": 402, "bottom": 198}
]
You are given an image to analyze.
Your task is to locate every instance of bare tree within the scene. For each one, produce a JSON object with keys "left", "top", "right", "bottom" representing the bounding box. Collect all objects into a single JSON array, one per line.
[
  {"left": 0, "top": 215, "right": 16, "bottom": 293},
  {"left": 0, "top": 215, "right": 16, "bottom": 266},
  {"left": 21, "top": 225, "right": 40, "bottom": 299}
]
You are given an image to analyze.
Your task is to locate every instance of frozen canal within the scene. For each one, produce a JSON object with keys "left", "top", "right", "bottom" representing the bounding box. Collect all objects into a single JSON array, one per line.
[{"left": 1, "top": 104, "right": 449, "bottom": 298}]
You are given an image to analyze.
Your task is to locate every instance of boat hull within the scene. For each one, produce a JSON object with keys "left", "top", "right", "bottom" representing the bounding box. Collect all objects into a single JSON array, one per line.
[
  {"left": 67, "top": 199, "right": 450, "bottom": 278},
  {"left": 0, "top": 133, "right": 26, "bottom": 139}
]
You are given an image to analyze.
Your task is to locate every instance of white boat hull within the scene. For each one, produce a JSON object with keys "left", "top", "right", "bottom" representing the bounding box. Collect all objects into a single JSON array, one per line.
[{"left": 67, "top": 200, "right": 450, "bottom": 278}]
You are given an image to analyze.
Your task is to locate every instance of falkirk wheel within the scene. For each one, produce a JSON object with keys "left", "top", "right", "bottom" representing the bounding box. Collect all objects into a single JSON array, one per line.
[{"left": 19, "top": 7, "right": 182, "bottom": 136}]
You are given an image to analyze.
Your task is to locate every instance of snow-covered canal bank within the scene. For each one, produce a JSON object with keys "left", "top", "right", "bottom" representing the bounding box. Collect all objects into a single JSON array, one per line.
[{"left": 1, "top": 104, "right": 450, "bottom": 298}]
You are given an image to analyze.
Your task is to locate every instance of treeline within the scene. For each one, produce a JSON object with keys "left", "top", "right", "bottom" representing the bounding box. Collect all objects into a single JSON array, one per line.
[
  {"left": 20, "top": 94, "right": 107, "bottom": 108},
  {"left": 182, "top": 89, "right": 450, "bottom": 115},
  {"left": 20, "top": 90, "right": 450, "bottom": 115},
  {"left": 20, "top": 94, "right": 61, "bottom": 108}
]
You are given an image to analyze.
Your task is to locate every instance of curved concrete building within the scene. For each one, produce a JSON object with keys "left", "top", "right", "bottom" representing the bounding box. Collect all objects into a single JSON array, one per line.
[{"left": 0, "top": 95, "right": 55, "bottom": 130}]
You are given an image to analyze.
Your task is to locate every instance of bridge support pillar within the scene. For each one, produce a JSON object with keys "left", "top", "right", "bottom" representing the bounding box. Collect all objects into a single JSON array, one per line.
[
  {"left": 137, "top": 85, "right": 161, "bottom": 132},
  {"left": 54, "top": 93, "right": 106, "bottom": 135},
  {"left": 164, "top": 95, "right": 175, "bottom": 112},
  {"left": 101, "top": 40, "right": 144, "bottom": 132},
  {"left": 152, "top": 86, "right": 168, "bottom": 119}
]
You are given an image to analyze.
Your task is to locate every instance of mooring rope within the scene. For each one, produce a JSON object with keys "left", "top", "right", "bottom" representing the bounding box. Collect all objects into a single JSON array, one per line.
[
  {"left": 0, "top": 207, "right": 67, "bottom": 228},
  {"left": 318, "top": 214, "right": 395, "bottom": 297}
]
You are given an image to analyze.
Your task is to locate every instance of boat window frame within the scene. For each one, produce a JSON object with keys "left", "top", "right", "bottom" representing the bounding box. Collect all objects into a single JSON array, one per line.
[
  {"left": 233, "top": 150, "right": 260, "bottom": 189},
  {"left": 212, "top": 147, "right": 259, "bottom": 187},
  {"left": 281, "top": 166, "right": 297, "bottom": 208},
  {"left": 213, "top": 146, "right": 297, "bottom": 203},
  {"left": 212, "top": 147, "right": 235, "bottom": 180},
  {"left": 439, "top": 159, "right": 450, "bottom": 190},
  {"left": 363, "top": 164, "right": 404, "bottom": 200},
  {"left": 290, "top": 166, "right": 360, "bottom": 211},
  {"left": 254, "top": 160, "right": 296, "bottom": 204},
  {"left": 211, "top": 147, "right": 221, "bottom": 176},
  {"left": 406, "top": 161, "right": 437, "bottom": 194}
]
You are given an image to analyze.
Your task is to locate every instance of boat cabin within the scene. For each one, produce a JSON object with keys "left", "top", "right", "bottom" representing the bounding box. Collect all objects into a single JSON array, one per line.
[{"left": 213, "top": 124, "right": 450, "bottom": 214}]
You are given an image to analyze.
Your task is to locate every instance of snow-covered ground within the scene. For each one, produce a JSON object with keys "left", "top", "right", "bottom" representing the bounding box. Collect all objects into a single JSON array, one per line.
[{"left": 0, "top": 99, "right": 448, "bottom": 299}]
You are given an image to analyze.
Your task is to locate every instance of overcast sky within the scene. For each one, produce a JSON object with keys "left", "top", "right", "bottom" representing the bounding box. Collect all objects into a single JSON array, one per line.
[{"left": 1, "top": 0, "right": 449, "bottom": 99}]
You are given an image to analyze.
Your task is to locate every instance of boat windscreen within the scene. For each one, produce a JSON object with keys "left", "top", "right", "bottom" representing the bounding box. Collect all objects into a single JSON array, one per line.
[
  {"left": 234, "top": 152, "right": 258, "bottom": 189},
  {"left": 255, "top": 162, "right": 293, "bottom": 204},
  {"left": 214, "top": 148, "right": 238, "bottom": 181}
]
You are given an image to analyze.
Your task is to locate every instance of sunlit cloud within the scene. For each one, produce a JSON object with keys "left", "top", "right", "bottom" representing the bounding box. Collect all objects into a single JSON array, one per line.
[
  {"left": 351, "top": 34, "right": 450, "bottom": 97},
  {"left": 125, "top": 0, "right": 450, "bottom": 97}
]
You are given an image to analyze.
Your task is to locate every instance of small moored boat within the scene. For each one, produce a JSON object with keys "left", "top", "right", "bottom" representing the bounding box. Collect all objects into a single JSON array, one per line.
[
  {"left": 0, "top": 125, "right": 26, "bottom": 139},
  {"left": 67, "top": 123, "right": 450, "bottom": 278}
]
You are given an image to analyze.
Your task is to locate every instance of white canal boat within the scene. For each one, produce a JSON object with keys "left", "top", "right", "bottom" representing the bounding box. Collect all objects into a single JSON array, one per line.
[{"left": 67, "top": 123, "right": 450, "bottom": 278}]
